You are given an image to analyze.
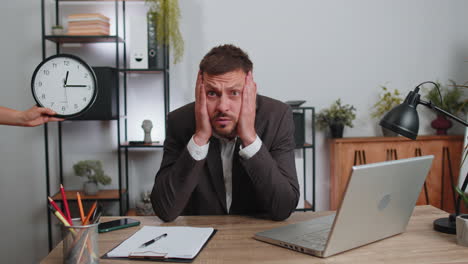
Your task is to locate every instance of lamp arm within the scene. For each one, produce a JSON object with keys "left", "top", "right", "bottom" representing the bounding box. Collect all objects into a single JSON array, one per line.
[
  {"left": 418, "top": 99, "right": 468, "bottom": 127},
  {"left": 419, "top": 98, "right": 468, "bottom": 216}
]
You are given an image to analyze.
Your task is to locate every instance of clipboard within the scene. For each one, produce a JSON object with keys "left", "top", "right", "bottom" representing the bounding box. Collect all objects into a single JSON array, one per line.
[{"left": 101, "top": 227, "right": 217, "bottom": 263}]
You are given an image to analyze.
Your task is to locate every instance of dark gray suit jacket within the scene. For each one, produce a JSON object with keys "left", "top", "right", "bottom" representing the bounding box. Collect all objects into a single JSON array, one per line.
[{"left": 151, "top": 95, "right": 299, "bottom": 222}]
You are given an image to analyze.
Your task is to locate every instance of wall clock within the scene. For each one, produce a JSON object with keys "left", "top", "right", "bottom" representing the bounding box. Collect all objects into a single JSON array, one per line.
[{"left": 31, "top": 54, "right": 97, "bottom": 118}]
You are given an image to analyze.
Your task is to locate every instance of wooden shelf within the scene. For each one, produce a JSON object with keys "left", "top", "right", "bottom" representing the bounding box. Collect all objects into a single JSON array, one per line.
[
  {"left": 120, "top": 142, "right": 164, "bottom": 148},
  {"left": 51, "top": 189, "right": 126, "bottom": 201},
  {"left": 45, "top": 35, "right": 124, "bottom": 44},
  {"left": 120, "top": 68, "right": 166, "bottom": 73}
]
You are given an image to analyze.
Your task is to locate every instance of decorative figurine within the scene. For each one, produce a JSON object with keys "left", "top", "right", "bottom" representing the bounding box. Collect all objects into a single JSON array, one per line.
[{"left": 142, "top": 120, "right": 153, "bottom": 144}]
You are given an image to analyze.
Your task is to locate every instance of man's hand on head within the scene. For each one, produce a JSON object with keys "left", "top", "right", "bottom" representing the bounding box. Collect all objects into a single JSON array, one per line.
[
  {"left": 237, "top": 71, "right": 257, "bottom": 147},
  {"left": 194, "top": 70, "right": 212, "bottom": 146}
]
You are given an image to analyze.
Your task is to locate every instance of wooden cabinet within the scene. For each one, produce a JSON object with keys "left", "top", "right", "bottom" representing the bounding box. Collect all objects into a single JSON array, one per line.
[{"left": 330, "top": 135, "right": 464, "bottom": 213}]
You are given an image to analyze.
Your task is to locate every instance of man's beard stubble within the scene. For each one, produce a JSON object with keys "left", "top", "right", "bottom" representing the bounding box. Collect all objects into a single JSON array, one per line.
[{"left": 212, "top": 112, "right": 237, "bottom": 139}]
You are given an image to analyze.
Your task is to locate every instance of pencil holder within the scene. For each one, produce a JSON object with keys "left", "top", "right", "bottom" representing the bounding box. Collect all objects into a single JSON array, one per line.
[{"left": 62, "top": 218, "right": 99, "bottom": 264}]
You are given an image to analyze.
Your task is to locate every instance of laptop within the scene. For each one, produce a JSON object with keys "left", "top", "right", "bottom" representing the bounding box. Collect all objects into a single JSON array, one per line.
[{"left": 254, "top": 155, "right": 434, "bottom": 258}]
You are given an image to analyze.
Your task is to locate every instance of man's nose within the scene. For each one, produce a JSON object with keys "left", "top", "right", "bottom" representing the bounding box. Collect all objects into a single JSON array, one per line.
[{"left": 216, "top": 95, "right": 229, "bottom": 113}]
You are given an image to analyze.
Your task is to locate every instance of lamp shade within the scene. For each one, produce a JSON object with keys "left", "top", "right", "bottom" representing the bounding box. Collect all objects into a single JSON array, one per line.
[{"left": 379, "top": 103, "right": 419, "bottom": 140}]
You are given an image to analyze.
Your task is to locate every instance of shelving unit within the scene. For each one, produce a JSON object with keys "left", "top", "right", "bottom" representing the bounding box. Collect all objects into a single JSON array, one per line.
[
  {"left": 292, "top": 106, "right": 316, "bottom": 211},
  {"left": 41, "top": 0, "right": 169, "bottom": 250}
]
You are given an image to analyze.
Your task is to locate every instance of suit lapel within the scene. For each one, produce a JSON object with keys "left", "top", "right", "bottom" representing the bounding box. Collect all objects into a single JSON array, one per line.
[{"left": 206, "top": 138, "right": 227, "bottom": 212}]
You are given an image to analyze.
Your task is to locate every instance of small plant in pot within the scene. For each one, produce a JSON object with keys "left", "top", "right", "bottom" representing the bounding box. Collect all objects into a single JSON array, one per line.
[
  {"left": 316, "top": 99, "right": 356, "bottom": 138},
  {"left": 51, "top": 25, "right": 64, "bottom": 35},
  {"left": 423, "top": 80, "right": 467, "bottom": 135},
  {"left": 371, "top": 85, "right": 403, "bottom": 137},
  {"left": 73, "top": 160, "right": 111, "bottom": 195}
]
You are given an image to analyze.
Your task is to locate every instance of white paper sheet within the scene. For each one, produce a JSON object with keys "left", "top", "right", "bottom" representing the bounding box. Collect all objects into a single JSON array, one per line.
[{"left": 107, "top": 226, "right": 214, "bottom": 259}]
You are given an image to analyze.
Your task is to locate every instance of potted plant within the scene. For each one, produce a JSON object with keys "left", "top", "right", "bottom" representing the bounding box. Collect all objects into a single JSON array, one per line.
[
  {"left": 51, "top": 25, "right": 64, "bottom": 35},
  {"left": 145, "top": 0, "right": 184, "bottom": 64},
  {"left": 73, "top": 160, "right": 111, "bottom": 195},
  {"left": 316, "top": 99, "right": 356, "bottom": 138},
  {"left": 423, "top": 80, "right": 467, "bottom": 135},
  {"left": 371, "top": 85, "right": 403, "bottom": 137}
]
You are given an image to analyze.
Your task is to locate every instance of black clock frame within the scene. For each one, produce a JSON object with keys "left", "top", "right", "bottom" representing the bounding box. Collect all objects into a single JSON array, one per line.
[{"left": 31, "top": 53, "right": 98, "bottom": 118}]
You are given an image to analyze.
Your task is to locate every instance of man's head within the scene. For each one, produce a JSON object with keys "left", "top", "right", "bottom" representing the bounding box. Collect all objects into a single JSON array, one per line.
[{"left": 199, "top": 44, "right": 253, "bottom": 139}]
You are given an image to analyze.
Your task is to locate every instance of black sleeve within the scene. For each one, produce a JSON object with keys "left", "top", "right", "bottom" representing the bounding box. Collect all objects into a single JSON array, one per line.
[{"left": 240, "top": 107, "right": 300, "bottom": 220}]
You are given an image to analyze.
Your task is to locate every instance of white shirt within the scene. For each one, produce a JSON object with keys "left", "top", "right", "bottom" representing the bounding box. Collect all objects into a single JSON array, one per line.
[{"left": 187, "top": 134, "right": 262, "bottom": 212}]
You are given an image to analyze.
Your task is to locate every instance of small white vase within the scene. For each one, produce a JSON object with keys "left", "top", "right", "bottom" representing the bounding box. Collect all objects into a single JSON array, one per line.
[
  {"left": 83, "top": 181, "right": 99, "bottom": 195},
  {"left": 456, "top": 215, "right": 468, "bottom": 246}
]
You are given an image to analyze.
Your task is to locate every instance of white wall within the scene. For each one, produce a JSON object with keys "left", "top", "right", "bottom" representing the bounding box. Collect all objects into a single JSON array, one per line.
[
  {"left": 174, "top": 0, "right": 468, "bottom": 210},
  {"left": 1, "top": 0, "right": 468, "bottom": 262},
  {"left": 0, "top": 1, "right": 49, "bottom": 263}
]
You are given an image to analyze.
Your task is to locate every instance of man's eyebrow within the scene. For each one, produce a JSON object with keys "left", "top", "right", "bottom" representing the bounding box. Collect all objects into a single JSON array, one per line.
[
  {"left": 204, "top": 85, "right": 219, "bottom": 91},
  {"left": 205, "top": 84, "right": 243, "bottom": 90},
  {"left": 223, "top": 84, "right": 243, "bottom": 90}
]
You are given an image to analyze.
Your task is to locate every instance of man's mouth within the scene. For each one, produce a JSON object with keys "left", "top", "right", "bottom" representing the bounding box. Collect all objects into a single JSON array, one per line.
[{"left": 215, "top": 118, "right": 231, "bottom": 126}]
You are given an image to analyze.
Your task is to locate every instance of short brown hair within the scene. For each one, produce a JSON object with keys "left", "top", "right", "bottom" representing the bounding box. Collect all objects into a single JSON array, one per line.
[{"left": 199, "top": 44, "right": 253, "bottom": 75}]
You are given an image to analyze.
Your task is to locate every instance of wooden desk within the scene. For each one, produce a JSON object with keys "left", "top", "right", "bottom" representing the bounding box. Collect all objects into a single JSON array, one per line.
[{"left": 41, "top": 206, "right": 468, "bottom": 264}]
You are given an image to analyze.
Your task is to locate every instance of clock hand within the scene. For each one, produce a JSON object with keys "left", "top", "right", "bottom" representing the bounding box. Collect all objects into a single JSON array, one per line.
[
  {"left": 65, "top": 85, "right": 87, "bottom": 87},
  {"left": 64, "top": 84, "right": 69, "bottom": 104},
  {"left": 64, "top": 71, "right": 69, "bottom": 86}
]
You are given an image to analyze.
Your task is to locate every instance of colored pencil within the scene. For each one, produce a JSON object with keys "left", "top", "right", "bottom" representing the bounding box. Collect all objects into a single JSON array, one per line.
[
  {"left": 83, "top": 201, "right": 97, "bottom": 225},
  {"left": 48, "top": 204, "right": 76, "bottom": 236},
  {"left": 48, "top": 196, "right": 72, "bottom": 225},
  {"left": 77, "top": 192, "right": 85, "bottom": 224},
  {"left": 60, "top": 184, "right": 73, "bottom": 225}
]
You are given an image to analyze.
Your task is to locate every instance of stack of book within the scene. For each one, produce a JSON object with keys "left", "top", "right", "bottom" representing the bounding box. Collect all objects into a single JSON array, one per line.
[{"left": 67, "top": 13, "right": 110, "bottom": 35}]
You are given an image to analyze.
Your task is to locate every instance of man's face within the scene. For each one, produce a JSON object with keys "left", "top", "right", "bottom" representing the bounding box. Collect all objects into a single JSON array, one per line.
[{"left": 203, "top": 69, "right": 246, "bottom": 139}]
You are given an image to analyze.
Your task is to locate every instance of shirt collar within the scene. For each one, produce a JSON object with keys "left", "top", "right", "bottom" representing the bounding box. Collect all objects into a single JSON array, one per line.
[{"left": 213, "top": 132, "right": 238, "bottom": 144}]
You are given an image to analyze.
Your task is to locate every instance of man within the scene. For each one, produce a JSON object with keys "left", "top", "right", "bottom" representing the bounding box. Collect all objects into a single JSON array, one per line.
[
  {"left": 151, "top": 44, "right": 299, "bottom": 222},
  {"left": 0, "top": 105, "right": 63, "bottom": 126}
]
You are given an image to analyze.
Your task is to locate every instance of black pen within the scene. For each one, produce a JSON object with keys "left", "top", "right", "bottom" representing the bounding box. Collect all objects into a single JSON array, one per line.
[{"left": 139, "top": 233, "right": 168, "bottom": 248}]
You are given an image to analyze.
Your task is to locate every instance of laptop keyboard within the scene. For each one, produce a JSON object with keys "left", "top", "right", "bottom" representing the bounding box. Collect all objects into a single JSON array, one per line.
[{"left": 292, "top": 214, "right": 334, "bottom": 251}]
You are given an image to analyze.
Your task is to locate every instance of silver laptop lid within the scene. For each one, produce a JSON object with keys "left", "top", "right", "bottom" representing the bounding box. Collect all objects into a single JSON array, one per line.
[{"left": 323, "top": 155, "right": 433, "bottom": 257}]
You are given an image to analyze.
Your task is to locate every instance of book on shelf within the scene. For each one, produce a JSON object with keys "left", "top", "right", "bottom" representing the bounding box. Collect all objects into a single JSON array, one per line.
[
  {"left": 69, "top": 21, "right": 110, "bottom": 27},
  {"left": 66, "top": 13, "right": 111, "bottom": 36},
  {"left": 68, "top": 17, "right": 110, "bottom": 23},
  {"left": 67, "top": 30, "right": 110, "bottom": 36},
  {"left": 68, "top": 13, "right": 110, "bottom": 21},
  {"left": 68, "top": 25, "right": 109, "bottom": 31}
]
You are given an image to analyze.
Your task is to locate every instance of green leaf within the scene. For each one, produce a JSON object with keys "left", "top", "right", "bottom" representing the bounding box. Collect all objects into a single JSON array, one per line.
[{"left": 371, "top": 85, "right": 403, "bottom": 119}]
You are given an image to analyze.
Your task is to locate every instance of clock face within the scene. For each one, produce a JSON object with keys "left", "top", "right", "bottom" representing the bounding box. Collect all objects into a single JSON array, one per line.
[{"left": 31, "top": 54, "right": 97, "bottom": 117}]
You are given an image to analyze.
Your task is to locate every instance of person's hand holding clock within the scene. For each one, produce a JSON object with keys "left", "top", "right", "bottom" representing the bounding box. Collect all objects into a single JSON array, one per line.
[{"left": 31, "top": 54, "right": 98, "bottom": 118}]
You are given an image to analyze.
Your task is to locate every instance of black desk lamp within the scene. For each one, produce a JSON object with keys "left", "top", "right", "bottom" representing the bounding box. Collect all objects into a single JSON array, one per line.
[{"left": 379, "top": 81, "right": 468, "bottom": 234}]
